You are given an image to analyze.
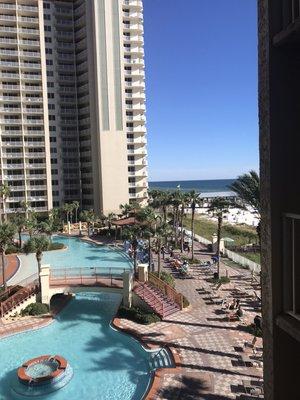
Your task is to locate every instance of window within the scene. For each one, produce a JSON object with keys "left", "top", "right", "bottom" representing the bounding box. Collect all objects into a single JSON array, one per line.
[
  {"left": 44, "top": 14, "right": 51, "bottom": 20},
  {"left": 48, "top": 93, "right": 54, "bottom": 99},
  {"left": 47, "top": 82, "right": 54, "bottom": 87},
  {"left": 283, "top": 213, "right": 300, "bottom": 317},
  {"left": 49, "top": 115, "right": 56, "bottom": 121},
  {"left": 46, "top": 59, "right": 53, "bottom": 65},
  {"left": 46, "top": 48, "right": 52, "bottom": 54},
  {"left": 43, "top": 3, "right": 50, "bottom": 9},
  {"left": 44, "top": 25, "right": 51, "bottom": 32},
  {"left": 48, "top": 104, "right": 55, "bottom": 110},
  {"left": 45, "top": 37, "right": 52, "bottom": 43}
]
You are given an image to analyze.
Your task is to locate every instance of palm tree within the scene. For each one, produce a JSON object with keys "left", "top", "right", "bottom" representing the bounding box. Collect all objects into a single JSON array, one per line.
[
  {"left": 11, "top": 212, "right": 26, "bottom": 248},
  {"left": 23, "top": 236, "right": 49, "bottom": 290},
  {"left": 63, "top": 203, "right": 73, "bottom": 224},
  {"left": 0, "top": 223, "right": 16, "bottom": 290},
  {"left": 229, "top": 170, "right": 261, "bottom": 241},
  {"left": 179, "top": 192, "right": 190, "bottom": 253},
  {"left": 25, "top": 215, "right": 38, "bottom": 239},
  {"left": 20, "top": 200, "right": 30, "bottom": 220},
  {"left": 0, "top": 183, "right": 10, "bottom": 222},
  {"left": 39, "top": 219, "right": 56, "bottom": 243},
  {"left": 79, "top": 209, "right": 97, "bottom": 236},
  {"left": 72, "top": 201, "right": 80, "bottom": 223},
  {"left": 187, "top": 190, "right": 202, "bottom": 261},
  {"left": 106, "top": 212, "right": 116, "bottom": 236},
  {"left": 155, "top": 222, "right": 172, "bottom": 278},
  {"left": 122, "top": 225, "right": 143, "bottom": 276},
  {"left": 208, "top": 197, "right": 233, "bottom": 277},
  {"left": 119, "top": 203, "right": 134, "bottom": 217},
  {"left": 170, "top": 191, "right": 182, "bottom": 246},
  {"left": 149, "top": 189, "right": 172, "bottom": 223}
]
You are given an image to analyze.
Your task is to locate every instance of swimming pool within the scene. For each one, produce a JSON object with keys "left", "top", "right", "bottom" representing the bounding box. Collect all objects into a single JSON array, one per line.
[{"left": 0, "top": 292, "right": 156, "bottom": 400}]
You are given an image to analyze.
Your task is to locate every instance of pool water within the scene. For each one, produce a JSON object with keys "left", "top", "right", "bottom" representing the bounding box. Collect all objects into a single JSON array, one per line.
[
  {"left": 0, "top": 292, "right": 154, "bottom": 400},
  {"left": 41, "top": 236, "right": 131, "bottom": 272}
]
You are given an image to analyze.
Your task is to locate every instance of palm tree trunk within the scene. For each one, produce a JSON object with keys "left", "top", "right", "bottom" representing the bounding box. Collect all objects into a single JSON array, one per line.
[
  {"left": 217, "top": 216, "right": 222, "bottom": 277},
  {"left": 157, "top": 238, "right": 161, "bottom": 278},
  {"left": 18, "top": 230, "right": 22, "bottom": 248},
  {"left": 148, "top": 237, "right": 151, "bottom": 270},
  {"left": 1, "top": 252, "right": 6, "bottom": 290},
  {"left": 191, "top": 208, "right": 195, "bottom": 261},
  {"left": 180, "top": 206, "right": 184, "bottom": 253}
]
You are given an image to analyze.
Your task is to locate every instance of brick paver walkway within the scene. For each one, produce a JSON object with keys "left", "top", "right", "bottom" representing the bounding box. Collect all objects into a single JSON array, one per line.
[{"left": 118, "top": 243, "right": 263, "bottom": 399}]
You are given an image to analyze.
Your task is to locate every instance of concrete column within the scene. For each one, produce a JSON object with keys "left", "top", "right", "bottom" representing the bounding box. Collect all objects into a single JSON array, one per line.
[
  {"left": 212, "top": 234, "right": 218, "bottom": 252},
  {"left": 40, "top": 264, "right": 51, "bottom": 305},
  {"left": 79, "top": 221, "right": 82, "bottom": 236},
  {"left": 212, "top": 234, "right": 225, "bottom": 254},
  {"left": 122, "top": 271, "right": 133, "bottom": 308},
  {"left": 68, "top": 221, "right": 71, "bottom": 235},
  {"left": 138, "top": 264, "right": 148, "bottom": 282}
]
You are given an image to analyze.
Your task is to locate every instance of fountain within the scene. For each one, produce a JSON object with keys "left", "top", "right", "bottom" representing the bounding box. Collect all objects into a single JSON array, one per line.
[{"left": 11, "top": 355, "right": 73, "bottom": 397}]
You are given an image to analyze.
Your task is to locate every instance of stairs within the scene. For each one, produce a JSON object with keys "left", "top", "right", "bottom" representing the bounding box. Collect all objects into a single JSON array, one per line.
[
  {"left": 148, "top": 347, "right": 174, "bottom": 371},
  {"left": 133, "top": 282, "right": 180, "bottom": 319}
]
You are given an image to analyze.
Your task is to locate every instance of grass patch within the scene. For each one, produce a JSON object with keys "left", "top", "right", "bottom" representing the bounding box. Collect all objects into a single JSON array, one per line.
[
  {"left": 238, "top": 252, "right": 261, "bottom": 264},
  {"left": 118, "top": 306, "right": 161, "bottom": 325},
  {"left": 184, "top": 216, "right": 258, "bottom": 247}
]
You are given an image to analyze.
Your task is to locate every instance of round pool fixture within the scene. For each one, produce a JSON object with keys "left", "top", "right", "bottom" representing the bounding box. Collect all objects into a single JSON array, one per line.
[{"left": 11, "top": 355, "right": 73, "bottom": 397}]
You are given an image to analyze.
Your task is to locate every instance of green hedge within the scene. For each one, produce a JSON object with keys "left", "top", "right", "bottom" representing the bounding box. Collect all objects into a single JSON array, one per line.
[
  {"left": 152, "top": 271, "right": 175, "bottom": 288},
  {"left": 48, "top": 242, "right": 65, "bottom": 251},
  {"left": 118, "top": 306, "right": 161, "bottom": 325},
  {"left": 21, "top": 302, "right": 49, "bottom": 316},
  {"left": 6, "top": 244, "right": 22, "bottom": 254}
]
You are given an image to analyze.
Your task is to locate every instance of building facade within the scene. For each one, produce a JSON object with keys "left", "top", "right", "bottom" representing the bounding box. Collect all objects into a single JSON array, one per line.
[
  {"left": 0, "top": 0, "right": 148, "bottom": 216},
  {"left": 259, "top": 0, "right": 300, "bottom": 399}
]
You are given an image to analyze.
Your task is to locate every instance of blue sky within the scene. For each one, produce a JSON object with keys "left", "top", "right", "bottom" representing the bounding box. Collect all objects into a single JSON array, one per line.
[{"left": 143, "top": 0, "right": 258, "bottom": 182}]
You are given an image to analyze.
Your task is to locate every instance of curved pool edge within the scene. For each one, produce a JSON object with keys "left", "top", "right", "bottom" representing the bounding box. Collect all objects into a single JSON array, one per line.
[
  {"left": 0, "top": 295, "right": 72, "bottom": 341},
  {"left": 111, "top": 317, "right": 181, "bottom": 400}
]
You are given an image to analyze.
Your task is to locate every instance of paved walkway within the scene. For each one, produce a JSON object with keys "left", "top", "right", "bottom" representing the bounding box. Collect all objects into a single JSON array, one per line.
[
  {"left": 118, "top": 243, "right": 263, "bottom": 399},
  {"left": 0, "top": 255, "right": 19, "bottom": 286}
]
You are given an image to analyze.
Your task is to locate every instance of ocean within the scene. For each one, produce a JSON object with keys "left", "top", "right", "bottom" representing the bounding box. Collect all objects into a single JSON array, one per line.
[{"left": 149, "top": 179, "right": 235, "bottom": 194}]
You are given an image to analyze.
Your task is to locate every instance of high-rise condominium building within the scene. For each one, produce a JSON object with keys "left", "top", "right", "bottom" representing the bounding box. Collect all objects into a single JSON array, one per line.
[{"left": 0, "top": 0, "right": 148, "bottom": 216}]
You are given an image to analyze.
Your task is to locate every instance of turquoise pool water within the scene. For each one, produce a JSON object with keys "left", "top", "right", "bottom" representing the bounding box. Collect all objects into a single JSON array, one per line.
[
  {"left": 0, "top": 292, "right": 154, "bottom": 400},
  {"left": 42, "top": 236, "right": 132, "bottom": 272}
]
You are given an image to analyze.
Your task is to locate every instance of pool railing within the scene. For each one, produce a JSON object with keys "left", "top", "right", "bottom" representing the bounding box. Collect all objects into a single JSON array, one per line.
[{"left": 49, "top": 267, "right": 127, "bottom": 289}]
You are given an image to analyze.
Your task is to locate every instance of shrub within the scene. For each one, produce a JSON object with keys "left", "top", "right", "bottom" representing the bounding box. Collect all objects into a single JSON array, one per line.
[
  {"left": 182, "top": 295, "right": 190, "bottom": 308},
  {"left": 48, "top": 242, "right": 65, "bottom": 251},
  {"left": 245, "top": 323, "right": 263, "bottom": 338},
  {"left": 118, "top": 306, "right": 161, "bottom": 325},
  {"left": 208, "top": 276, "right": 230, "bottom": 285},
  {"left": 6, "top": 244, "right": 22, "bottom": 254},
  {"left": 21, "top": 302, "right": 49, "bottom": 316},
  {"left": 152, "top": 271, "right": 175, "bottom": 288}
]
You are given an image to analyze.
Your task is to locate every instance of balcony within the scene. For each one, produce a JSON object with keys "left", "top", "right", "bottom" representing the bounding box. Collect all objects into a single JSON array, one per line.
[
  {"left": 0, "top": 107, "right": 21, "bottom": 113},
  {"left": 0, "top": 4, "right": 16, "bottom": 10},
  {"left": 0, "top": 15, "right": 16, "bottom": 22},
  {"left": 0, "top": 84, "right": 20, "bottom": 91},
  {"left": 22, "top": 85, "right": 42, "bottom": 92},
  {"left": 0, "top": 118, "right": 21, "bottom": 124},
  {"left": 273, "top": 0, "right": 300, "bottom": 45},
  {"left": 0, "top": 92, "right": 20, "bottom": 99}
]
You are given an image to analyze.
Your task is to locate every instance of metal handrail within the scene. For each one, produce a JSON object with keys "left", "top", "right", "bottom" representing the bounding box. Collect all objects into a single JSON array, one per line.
[{"left": 148, "top": 272, "right": 183, "bottom": 309}]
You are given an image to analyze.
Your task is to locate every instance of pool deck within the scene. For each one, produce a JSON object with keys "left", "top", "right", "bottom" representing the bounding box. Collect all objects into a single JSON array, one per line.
[
  {"left": 117, "top": 242, "right": 263, "bottom": 400},
  {"left": 1, "top": 237, "right": 263, "bottom": 399}
]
